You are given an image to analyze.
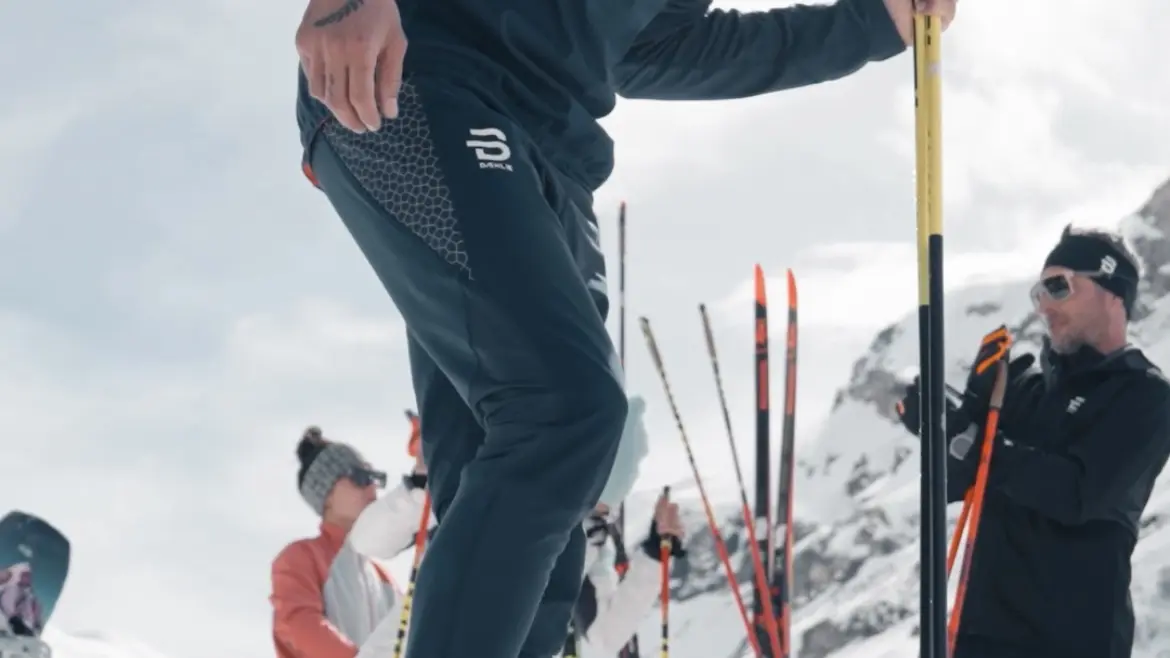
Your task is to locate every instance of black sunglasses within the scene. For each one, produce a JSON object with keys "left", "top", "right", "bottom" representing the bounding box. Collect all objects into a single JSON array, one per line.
[{"left": 348, "top": 467, "right": 388, "bottom": 489}]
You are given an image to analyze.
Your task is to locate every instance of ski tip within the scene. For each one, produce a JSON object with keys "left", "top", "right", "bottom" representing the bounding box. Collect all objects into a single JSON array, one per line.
[
  {"left": 619, "top": 200, "right": 627, "bottom": 212},
  {"left": 754, "top": 265, "right": 766, "bottom": 303},
  {"left": 786, "top": 269, "right": 797, "bottom": 307}
]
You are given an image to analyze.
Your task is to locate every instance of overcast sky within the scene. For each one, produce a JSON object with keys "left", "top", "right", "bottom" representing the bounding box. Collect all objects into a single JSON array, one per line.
[{"left": 2, "top": 1, "right": 1169, "bottom": 656}]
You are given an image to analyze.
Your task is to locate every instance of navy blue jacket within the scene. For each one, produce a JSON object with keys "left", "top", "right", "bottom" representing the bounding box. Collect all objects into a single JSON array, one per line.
[{"left": 300, "top": 0, "right": 906, "bottom": 190}]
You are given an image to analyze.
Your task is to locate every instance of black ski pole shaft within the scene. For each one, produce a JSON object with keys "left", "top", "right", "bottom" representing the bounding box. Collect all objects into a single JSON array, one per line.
[{"left": 614, "top": 201, "right": 639, "bottom": 658}]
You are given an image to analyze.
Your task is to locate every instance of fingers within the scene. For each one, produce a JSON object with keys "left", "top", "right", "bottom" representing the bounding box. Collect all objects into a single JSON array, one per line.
[
  {"left": 913, "top": 0, "right": 951, "bottom": 15},
  {"left": 302, "top": 54, "right": 328, "bottom": 108},
  {"left": 327, "top": 60, "right": 369, "bottom": 133},
  {"left": 375, "top": 40, "right": 405, "bottom": 119},
  {"left": 348, "top": 53, "right": 382, "bottom": 132}
]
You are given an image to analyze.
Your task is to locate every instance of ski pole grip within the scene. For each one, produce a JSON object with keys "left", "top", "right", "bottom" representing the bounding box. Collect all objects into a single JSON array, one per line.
[
  {"left": 660, "top": 486, "right": 675, "bottom": 547},
  {"left": 990, "top": 360, "right": 1008, "bottom": 410}
]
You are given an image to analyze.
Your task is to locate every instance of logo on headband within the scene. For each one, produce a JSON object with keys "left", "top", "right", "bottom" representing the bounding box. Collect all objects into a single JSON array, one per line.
[{"left": 1100, "top": 255, "right": 1117, "bottom": 276}]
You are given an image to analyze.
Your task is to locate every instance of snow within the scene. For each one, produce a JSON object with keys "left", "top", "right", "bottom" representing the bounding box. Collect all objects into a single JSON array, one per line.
[{"left": 1, "top": 631, "right": 170, "bottom": 658}]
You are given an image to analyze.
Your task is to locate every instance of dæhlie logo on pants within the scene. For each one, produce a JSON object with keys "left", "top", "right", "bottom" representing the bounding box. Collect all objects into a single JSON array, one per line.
[{"left": 466, "top": 128, "right": 514, "bottom": 171}]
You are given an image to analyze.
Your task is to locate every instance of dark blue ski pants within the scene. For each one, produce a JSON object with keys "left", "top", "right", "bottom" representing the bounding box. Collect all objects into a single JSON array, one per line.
[{"left": 301, "top": 77, "right": 628, "bottom": 658}]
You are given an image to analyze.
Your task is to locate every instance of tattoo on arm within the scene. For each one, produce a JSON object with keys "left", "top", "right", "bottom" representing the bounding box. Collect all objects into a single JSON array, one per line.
[{"left": 313, "top": 0, "right": 365, "bottom": 28}]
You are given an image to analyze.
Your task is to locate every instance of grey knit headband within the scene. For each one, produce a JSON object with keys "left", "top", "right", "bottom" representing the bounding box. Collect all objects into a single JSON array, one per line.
[{"left": 299, "top": 442, "right": 366, "bottom": 516}]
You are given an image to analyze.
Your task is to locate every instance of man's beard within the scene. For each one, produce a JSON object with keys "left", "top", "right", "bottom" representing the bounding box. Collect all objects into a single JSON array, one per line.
[{"left": 1048, "top": 327, "right": 1089, "bottom": 354}]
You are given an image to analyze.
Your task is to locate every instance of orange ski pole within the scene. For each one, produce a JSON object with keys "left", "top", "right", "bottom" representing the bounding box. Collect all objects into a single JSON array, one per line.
[
  {"left": 946, "top": 361, "right": 1008, "bottom": 655},
  {"left": 946, "top": 491, "right": 973, "bottom": 576}
]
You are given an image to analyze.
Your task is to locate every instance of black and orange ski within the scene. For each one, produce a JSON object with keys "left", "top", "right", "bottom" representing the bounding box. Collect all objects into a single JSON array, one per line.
[
  {"left": 769, "top": 269, "right": 798, "bottom": 657},
  {"left": 752, "top": 265, "right": 778, "bottom": 655}
]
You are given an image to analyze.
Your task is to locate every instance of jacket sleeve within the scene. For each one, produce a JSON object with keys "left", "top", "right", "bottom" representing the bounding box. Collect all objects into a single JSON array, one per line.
[
  {"left": 347, "top": 480, "right": 432, "bottom": 560},
  {"left": 614, "top": 0, "right": 905, "bottom": 101},
  {"left": 583, "top": 549, "right": 663, "bottom": 654},
  {"left": 270, "top": 543, "right": 358, "bottom": 658},
  {"left": 994, "top": 376, "right": 1170, "bottom": 526}
]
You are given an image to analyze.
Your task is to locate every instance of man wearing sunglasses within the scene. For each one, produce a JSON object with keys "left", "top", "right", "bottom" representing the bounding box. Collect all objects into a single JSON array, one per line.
[
  {"left": 898, "top": 225, "right": 1170, "bottom": 658},
  {"left": 271, "top": 426, "right": 430, "bottom": 658}
]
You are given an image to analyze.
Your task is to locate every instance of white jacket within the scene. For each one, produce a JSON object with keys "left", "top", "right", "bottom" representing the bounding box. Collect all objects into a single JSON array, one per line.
[{"left": 572, "top": 536, "right": 663, "bottom": 656}]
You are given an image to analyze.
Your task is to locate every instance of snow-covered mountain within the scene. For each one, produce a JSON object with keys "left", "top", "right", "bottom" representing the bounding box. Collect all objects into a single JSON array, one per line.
[{"left": 621, "top": 176, "right": 1170, "bottom": 658}]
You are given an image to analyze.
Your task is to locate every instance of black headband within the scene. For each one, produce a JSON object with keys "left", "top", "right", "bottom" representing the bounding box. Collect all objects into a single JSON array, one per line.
[{"left": 1043, "top": 233, "right": 1139, "bottom": 317}]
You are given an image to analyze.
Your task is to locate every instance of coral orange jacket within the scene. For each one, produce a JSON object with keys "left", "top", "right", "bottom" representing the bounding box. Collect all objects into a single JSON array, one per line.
[{"left": 271, "top": 482, "right": 431, "bottom": 658}]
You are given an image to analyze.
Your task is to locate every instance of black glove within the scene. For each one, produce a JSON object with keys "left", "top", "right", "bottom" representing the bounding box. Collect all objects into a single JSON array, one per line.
[
  {"left": 584, "top": 513, "right": 610, "bottom": 548},
  {"left": 641, "top": 519, "right": 686, "bottom": 561},
  {"left": 402, "top": 473, "right": 428, "bottom": 490},
  {"left": 895, "top": 377, "right": 972, "bottom": 441},
  {"left": 962, "top": 325, "right": 1036, "bottom": 419},
  {"left": 992, "top": 354, "right": 1043, "bottom": 446}
]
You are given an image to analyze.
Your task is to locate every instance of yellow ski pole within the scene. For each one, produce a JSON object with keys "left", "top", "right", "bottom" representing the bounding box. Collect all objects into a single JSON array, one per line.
[
  {"left": 912, "top": 6, "right": 946, "bottom": 658},
  {"left": 391, "top": 493, "right": 432, "bottom": 658}
]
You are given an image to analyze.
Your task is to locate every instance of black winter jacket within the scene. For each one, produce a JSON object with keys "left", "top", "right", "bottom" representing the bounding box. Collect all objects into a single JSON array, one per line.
[{"left": 949, "top": 343, "right": 1170, "bottom": 658}]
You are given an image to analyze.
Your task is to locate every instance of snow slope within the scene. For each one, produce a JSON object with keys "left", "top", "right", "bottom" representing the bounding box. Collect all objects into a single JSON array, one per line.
[{"left": 609, "top": 177, "right": 1170, "bottom": 658}]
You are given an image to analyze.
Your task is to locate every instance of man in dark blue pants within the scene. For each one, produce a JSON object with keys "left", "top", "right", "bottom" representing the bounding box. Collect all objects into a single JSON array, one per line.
[
  {"left": 304, "top": 80, "right": 624, "bottom": 658},
  {"left": 293, "top": 1, "right": 958, "bottom": 657}
]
